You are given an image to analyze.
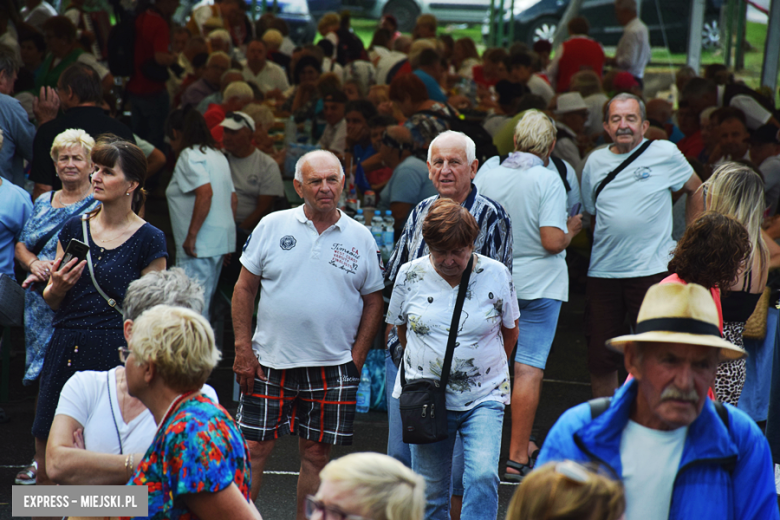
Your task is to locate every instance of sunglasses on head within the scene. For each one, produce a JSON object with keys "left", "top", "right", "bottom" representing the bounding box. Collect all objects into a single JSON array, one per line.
[{"left": 225, "top": 111, "right": 253, "bottom": 130}]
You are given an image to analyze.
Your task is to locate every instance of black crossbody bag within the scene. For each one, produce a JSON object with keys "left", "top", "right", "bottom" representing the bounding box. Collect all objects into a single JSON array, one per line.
[
  {"left": 399, "top": 255, "right": 473, "bottom": 445},
  {"left": 593, "top": 140, "right": 653, "bottom": 202}
]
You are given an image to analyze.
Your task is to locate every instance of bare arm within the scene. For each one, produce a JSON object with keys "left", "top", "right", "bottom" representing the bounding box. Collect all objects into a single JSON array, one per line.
[
  {"left": 351, "top": 291, "right": 384, "bottom": 372},
  {"left": 231, "top": 192, "right": 238, "bottom": 221},
  {"left": 33, "top": 183, "right": 53, "bottom": 201},
  {"left": 396, "top": 324, "right": 407, "bottom": 349},
  {"left": 501, "top": 319, "right": 519, "bottom": 359},
  {"left": 539, "top": 215, "right": 583, "bottom": 255},
  {"left": 239, "top": 195, "right": 275, "bottom": 232},
  {"left": 763, "top": 229, "right": 780, "bottom": 271},
  {"left": 677, "top": 172, "right": 703, "bottom": 225},
  {"left": 389, "top": 202, "right": 413, "bottom": 233},
  {"left": 154, "top": 51, "right": 178, "bottom": 66},
  {"left": 145, "top": 147, "right": 167, "bottom": 178},
  {"left": 43, "top": 241, "right": 86, "bottom": 311},
  {"left": 46, "top": 415, "right": 142, "bottom": 485},
  {"left": 141, "top": 256, "right": 167, "bottom": 275},
  {"left": 182, "top": 484, "right": 262, "bottom": 520},
  {"left": 232, "top": 268, "right": 264, "bottom": 395},
  {"left": 183, "top": 184, "right": 213, "bottom": 257},
  {"left": 16, "top": 241, "right": 55, "bottom": 285}
]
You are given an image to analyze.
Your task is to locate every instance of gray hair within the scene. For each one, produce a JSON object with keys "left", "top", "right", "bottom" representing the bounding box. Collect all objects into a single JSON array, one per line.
[
  {"left": 514, "top": 110, "right": 556, "bottom": 158},
  {"left": 294, "top": 150, "right": 345, "bottom": 183},
  {"left": 207, "top": 51, "right": 231, "bottom": 66},
  {"left": 615, "top": 0, "right": 637, "bottom": 11},
  {"left": 604, "top": 93, "right": 646, "bottom": 123},
  {"left": 0, "top": 44, "right": 20, "bottom": 77},
  {"left": 427, "top": 131, "right": 476, "bottom": 165},
  {"left": 123, "top": 267, "right": 205, "bottom": 321},
  {"left": 50, "top": 128, "right": 96, "bottom": 162}
]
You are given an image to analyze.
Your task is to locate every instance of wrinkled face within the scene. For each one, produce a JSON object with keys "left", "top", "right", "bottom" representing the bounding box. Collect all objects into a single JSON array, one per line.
[
  {"left": 626, "top": 342, "right": 719, "bottom": 430},
  {"left": 345, "top": 110, "right": 368, "bottom": 143},
  {"left": 323, "top": 101, "right": 346, "bottom": 126},
  {"left": 246, "top": 41, "right": 266, "bottom": 68},
  {"left": 55, "top": 145, "right": 92, "bottom": 184},
  {"left": 604, "top": 99, "right": 649, "bottom": 151},
  {"left": 718, "top": 117, "right": 750, "bottom": 159},
  {"left": 427, "top": 136, "right": 477, "bottom": 202},
  {"left": 429, "top": 245, "right": 473, "bottom": 280},
  {"left": 293, "top": 156, "right": 344, "bottom": 215},
  {"left": 20, "top": 40, "right": 44, "bottom": 69},
  {"left": 204, "top": 57, "right": 230, "bottom": 85},
  {"left": 222, "top": 127, "right": 253, "bottom": 155}
]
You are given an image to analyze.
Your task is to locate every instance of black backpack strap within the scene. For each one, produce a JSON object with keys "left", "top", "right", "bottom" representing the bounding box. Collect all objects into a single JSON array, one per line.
[
  {"left": 550, "top": 156, "right": 572, "bottom": 193},
  {"left": 589, "top": 397, "right": 612, "bottom": 419},
  {"left": 713, "top": 400, "right": 729, "bottom": 429},
  {"left": 594, "top": 140, "right": 653, "bottom": 203}
]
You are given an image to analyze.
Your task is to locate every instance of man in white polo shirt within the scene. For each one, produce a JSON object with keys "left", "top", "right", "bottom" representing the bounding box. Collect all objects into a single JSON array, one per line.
[
  {"left": 581, "top": 93, "right": 702, "bottom": 398},
  {"left": 232, "top": 150, "right": 384, "bottom": 519},
  {"left": 242, "top": 39, "right": 289, "bottom": 99}
]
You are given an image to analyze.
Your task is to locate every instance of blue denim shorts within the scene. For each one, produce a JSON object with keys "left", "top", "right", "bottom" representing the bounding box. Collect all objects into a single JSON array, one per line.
[{"left": 514, "top": 298, "right": 563, "bottom": 369}]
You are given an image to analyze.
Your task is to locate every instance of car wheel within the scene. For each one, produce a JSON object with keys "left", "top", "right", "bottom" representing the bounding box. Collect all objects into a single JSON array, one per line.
[
  {"left": 527, "top": 16, "right": 558, "bottom": 46},
  {"left": 383, "top": 0, "right": 421, "bottom": 33},
  {"left": 702, "top": 15, "right": 720, "bottom": 49}
]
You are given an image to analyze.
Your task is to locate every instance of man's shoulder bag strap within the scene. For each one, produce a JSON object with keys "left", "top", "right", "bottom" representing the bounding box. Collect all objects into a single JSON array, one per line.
[{"left": 593, "top": 140, "right": 653, "bottom": 202}]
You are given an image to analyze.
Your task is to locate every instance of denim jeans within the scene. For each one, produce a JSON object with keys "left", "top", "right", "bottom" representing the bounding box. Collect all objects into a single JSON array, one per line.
[
  {"left": 128, "top": 89, "right": 170, "bottom": 150},
  {"left": 177, "top": 254, "right": 223, "bottom": 319},
  {"left": 385, "top": 349, "right": 465, "bottom": 494},
  {"left": 515, "top": 298, "right": 563, "bottom": 369},
  {"left": 410, "top": 400, "right": 505, "bottom": 520}
]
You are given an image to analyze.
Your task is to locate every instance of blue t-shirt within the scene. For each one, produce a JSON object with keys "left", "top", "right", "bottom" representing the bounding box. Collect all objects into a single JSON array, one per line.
[
  {"left": 0, "top": 94, "right": 35, "bottom": 187},
  {"left": 0, "top": 180, "right": 32, "bottom": 275},
  {"left": 581, "top": 139, "right": 693, "bottom": 278},
  {"left": 413, "top": 70, "right": 448, "bottom": 103},
  {"left": 378, "top": 156, "right": 438, "bottom": 223}
]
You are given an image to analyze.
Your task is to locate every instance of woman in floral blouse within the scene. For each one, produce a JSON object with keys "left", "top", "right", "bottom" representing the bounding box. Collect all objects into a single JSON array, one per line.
[{"left": 387, "top": 198, "right": 519, "bottom": 520}]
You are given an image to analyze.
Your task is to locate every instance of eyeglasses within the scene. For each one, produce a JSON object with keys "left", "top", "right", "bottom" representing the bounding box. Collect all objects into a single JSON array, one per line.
[
  {"left": 304, "top": 496, "right": 371, "bottom": 520},
  {"left": 225, "top": 111, "right": 253, "bottom": 131},
  {"left": 555, "top": 460, "right": 593, "bottom": 483},
  {"left": 118, "top": 346, "right": 132, "bottom": 364}
]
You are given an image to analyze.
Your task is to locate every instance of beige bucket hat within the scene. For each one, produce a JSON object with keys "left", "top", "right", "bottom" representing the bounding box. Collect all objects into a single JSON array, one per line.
[{"left": 607, "top": 283, "right": 747, "bottom": 360}]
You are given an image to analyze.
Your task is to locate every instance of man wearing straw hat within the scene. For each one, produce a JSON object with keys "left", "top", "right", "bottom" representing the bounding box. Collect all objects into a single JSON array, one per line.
[{"left": 537, "top": 283, "right": 778, "bottom": 520}]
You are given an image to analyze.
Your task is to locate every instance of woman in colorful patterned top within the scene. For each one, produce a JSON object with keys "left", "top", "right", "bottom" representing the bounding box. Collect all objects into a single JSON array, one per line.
[{"left": 125, "top": 305, "right": 259, "bottom": 520}]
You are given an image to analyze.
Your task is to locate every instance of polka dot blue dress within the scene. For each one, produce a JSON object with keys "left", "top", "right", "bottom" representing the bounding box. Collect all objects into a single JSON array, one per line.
[{"left": 32, "top": 215, "right": 167, "bottom": 439}]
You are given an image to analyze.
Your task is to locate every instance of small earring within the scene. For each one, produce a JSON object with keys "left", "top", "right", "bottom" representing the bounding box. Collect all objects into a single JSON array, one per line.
[{"left": 126, "top": 192, "right": 130, "bottom": 196}]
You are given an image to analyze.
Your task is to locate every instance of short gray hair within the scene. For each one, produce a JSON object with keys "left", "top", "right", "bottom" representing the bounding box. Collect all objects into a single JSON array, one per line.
[
  {"left": 50, "top": 128, "right": 96, "bottom": 162},
  {"left": 294, "top": 150, "right": 345, "bottom": 183},
  {"left": 427, "top": 131, "right": 476, "bottom": 165},
  {"left": 123, "top": 267, "right": 205, "bottom": 321},
  {"left": 0, "top": 44, "right": 20, "bottom": 77},
  {"left": 223, "top": 81, "right": 254, "bottom": 101},
  {"left": 514, "top": 110, "right": 556, "bottom": 158},
  {"left": 604, "top": 93, "right": 646, "bottom": 123}
]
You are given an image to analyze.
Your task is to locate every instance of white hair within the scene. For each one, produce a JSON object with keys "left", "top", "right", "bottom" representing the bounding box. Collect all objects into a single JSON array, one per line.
[
  {"left": 50, "top": 128, "right": 96, "bottom": 162},
  {"left": 223, "top": 81, "right": 254, "bottom": 101},
  {"left": 427, "top": 131, "right": 476, "bottom": 165},
  {"left": 514, "top": 110, "right": 556, "bottom": 158},
  {"left": 243, "top": 103, "right": 275, "bottom": 131},
  {"left": 208, "top": 29, "right": 232, "bottom": 48},
  {"left": 294, "top": 150, "right": 345, "bottom": 183}
]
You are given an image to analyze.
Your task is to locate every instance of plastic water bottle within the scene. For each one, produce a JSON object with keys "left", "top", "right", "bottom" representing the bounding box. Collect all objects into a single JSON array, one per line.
[
  {"left": 284, "top": 116, "right": 297, "bottom": 144},
  {"left": 383, "top": 211, "right": 395, "bottom": 246},
  {"left": 355, "top": 208, "right": 364, "bottom": 223},
  {"left": 371, "top": 215, "right": 384, "bottom": 248},
  {"left": 356, "top": 365, "right": 371, "bottom": 413}
]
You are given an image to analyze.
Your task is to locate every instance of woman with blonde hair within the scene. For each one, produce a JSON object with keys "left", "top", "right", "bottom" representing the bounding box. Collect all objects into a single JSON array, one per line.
[
  {"left": 125, "top": 305, "right": 259, "bottom": 519},
  {"left": 702, "top": 162, "right": 770, "bottom": 405},
  {"left": 309, "top": 453, "right": 425, "bottom": 520},
  {"left": 506, "top": 460, "right": 625, "bottom": 520}
]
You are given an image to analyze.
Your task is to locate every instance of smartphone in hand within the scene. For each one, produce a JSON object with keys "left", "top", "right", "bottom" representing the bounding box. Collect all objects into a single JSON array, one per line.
[
  {"left": 569, "top": 203, "right": 582, "bottom": 217},
  {"left": 59, "top": 239, "right": 89, "bottom": 271}
]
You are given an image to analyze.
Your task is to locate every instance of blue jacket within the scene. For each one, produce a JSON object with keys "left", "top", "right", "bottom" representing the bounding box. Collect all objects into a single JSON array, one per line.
[{"left": 537, "top": 379, "right": 779, "bottom": 520}]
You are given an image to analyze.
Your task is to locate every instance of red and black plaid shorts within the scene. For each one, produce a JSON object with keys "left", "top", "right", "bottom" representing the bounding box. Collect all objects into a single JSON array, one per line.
[{"left": 236, "top": 361, "right": 360, "bottom": 445}]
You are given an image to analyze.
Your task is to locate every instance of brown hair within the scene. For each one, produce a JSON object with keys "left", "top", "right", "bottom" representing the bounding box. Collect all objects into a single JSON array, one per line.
[
  {"left": 90, "top": 135, "right": 148, "bottom": 214},
  {"left": 506, "top": 461, "right": 625, "bottom": 520},
  {"left": 389, "top": 73, "right": 429, "bottom": 104},
  {"left": 668, "top": 213, "right": 751, "bottom": 292},
  {"left": 422, "top": 199, "right": 479, "bottom": 251}
]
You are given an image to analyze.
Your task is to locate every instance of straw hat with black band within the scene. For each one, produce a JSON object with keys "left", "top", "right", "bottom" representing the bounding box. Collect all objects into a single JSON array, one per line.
[{"left": 607, "top": 283, "right": 746, "bottom": 360}]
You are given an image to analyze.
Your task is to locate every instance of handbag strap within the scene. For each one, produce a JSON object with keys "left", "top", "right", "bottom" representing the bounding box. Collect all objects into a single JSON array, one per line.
[
  {"left": 81, "top": 214, "right": 124, "bottom": 315},
  {"left": 30, "top": 198, "right": 96, "bottom": 256},
  {"left": 594, "top": 140, "right": 653, "bottom": 202},
  {"left": 106, "top": 370, "right": 124, "bottom": 454},
  {"left": 401, "top": 254, "right": 474, "bottom": 389}
]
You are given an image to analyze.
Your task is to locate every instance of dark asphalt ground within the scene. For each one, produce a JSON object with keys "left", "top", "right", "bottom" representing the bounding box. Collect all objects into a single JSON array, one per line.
[{"left": 0, "top": 191, "right": 596, "bottom": 519}]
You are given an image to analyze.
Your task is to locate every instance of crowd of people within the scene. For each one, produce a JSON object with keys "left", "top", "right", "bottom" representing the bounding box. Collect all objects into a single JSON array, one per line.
[{"left": 2, "top": 0, "right": 780, "bottom": 518}]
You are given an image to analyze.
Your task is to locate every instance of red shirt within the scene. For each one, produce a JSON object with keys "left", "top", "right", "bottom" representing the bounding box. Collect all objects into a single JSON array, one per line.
[
  {"left": 677, "top": 130, "right": 705, "bottom": 159},
  {"left": 127, "top": 10, "right": 170, "bottom": 95},
  {"left": 555, "top": 36, "right": 604, "bottom": 93},
  {"left": 472, "top": 64, "right": 499, "bottom": 88},
  {"left": 203, "top": 103, "right": 226, "bottom": 130}
]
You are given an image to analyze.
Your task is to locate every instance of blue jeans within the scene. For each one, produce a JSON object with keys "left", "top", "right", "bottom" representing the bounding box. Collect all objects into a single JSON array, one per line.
[
  {"left": 385, "top": 349, "right": 465, "bottom": 494},
  {"left": 177, "top": 254, "right": 223, "bottom": 319},
  {"left": 128, "top": 90, "right": 170, "bottom": 150},
  {"left": 514, "top": 298, "right": 563, "bottom": 369},
  {"left": 410, "top": 400, "right": 505, "bottom": 520}
]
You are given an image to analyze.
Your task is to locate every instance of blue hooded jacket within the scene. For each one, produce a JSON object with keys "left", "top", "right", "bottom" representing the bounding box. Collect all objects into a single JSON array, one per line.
[{"left": 537, "top": 379, "right": 779, "bottom": 520}]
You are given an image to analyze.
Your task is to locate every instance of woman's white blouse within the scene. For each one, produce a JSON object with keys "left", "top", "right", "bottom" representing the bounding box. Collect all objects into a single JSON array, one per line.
[{"left": 388, "top": 254, "right": 520, "bottom": 411}]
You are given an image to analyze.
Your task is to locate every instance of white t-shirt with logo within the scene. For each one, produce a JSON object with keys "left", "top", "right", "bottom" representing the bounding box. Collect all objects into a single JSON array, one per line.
[
  {"left": 226, "top": 149, "right": 285, "bottom": 223},
  {"left": 240, "top": 206, "right": 385, "bottom": 369},
  {"left": 620, "top": 420, "right": 688, "bottom": 520},
  {"left": 581, "top": 139, "right": 693, "bottom": 278}
]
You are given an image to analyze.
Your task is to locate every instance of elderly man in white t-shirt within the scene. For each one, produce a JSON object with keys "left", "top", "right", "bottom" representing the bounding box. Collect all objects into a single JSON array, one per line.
[
  {"left": 581, "top": 93, "right": 703, "bottom": 398},
  {"left": 606, "top": 0, "right": 651, "bottom": 85},
  {"left": 242, "top": 39, "right": 288, "bottom": 100},
  {"left": 232, "top": 150, "right": 384, "bottom": 520}
]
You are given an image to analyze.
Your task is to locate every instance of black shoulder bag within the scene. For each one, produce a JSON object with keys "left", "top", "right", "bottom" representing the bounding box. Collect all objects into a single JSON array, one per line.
[
  {"left": 399, "top": 254, "right": 473, "bottom": 445},
  {"left": 593, "top": 140, "right": 653, "bottom": 202}
]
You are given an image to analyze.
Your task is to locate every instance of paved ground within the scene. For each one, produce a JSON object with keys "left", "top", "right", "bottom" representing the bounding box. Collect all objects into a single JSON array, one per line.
[{"left": 0, "top": 192, "right": 597, "bottom": 519}]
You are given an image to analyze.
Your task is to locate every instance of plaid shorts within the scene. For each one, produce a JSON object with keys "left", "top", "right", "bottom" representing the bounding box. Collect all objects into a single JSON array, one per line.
[{"left": 236, "top": 361, "right": 360, "bottom": 445}]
